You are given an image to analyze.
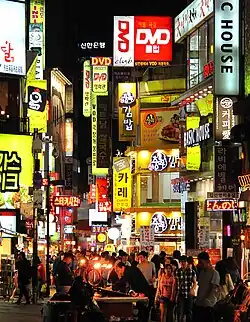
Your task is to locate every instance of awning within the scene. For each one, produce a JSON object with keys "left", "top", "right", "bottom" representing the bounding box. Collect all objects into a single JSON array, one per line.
[{"left": 171, "top": 76, "right": 213, "bottom": 106}]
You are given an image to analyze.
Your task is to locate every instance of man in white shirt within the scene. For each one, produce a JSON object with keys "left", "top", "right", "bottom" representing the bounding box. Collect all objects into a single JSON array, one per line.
[{"left": 137, "top": 251, "right": 156, "bottom": 286}]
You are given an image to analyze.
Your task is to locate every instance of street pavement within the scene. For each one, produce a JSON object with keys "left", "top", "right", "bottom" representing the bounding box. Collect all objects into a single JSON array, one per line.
[{"left": 0, "top": 300, "right": 42, "bottom": 322}]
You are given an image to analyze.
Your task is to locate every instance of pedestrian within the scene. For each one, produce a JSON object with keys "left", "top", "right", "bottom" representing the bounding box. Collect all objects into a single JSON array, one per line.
[
  {"left": 37, "top": 257, "right": 45, "bottom": 300},
  {"left": 129, "top": 253, "right": 139, "bottom": 267},
  {"left": 225, "top": 257, "right": 240, "bottom": 284},
  {"left": 52, "top": 251, "right": 64, "bottom": 292},
  {"left": 138, "top": 251, "right": 156, "bottom": 287},
  {"left": 172, "top": 250, "right": 181, "bottom": 268},
  {"left": 114, "top": 261, "right": 152, "bottom": 322},
  {"left": 155, "top": 264, "right": 176, "bottom": 322},
  {"left": 175, "top": 255, "right": 197, "bottom": 322},
  {"left": 15, "top": 252, "right": 31, "bottom": 304},
  {"left": 193, "top": 251, "right": 220, "bottom": 322},
  {"left": 215, "top": 260, "right": 234, "bottom": 300},
  {"left": 54, "top": 252, "right": 74, "bottom": 294}
]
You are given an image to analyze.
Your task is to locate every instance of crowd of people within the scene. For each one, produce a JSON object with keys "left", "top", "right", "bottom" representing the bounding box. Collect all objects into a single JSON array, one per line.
[{"left": 12, "top": 248, "right": 244, "bottom": 322}]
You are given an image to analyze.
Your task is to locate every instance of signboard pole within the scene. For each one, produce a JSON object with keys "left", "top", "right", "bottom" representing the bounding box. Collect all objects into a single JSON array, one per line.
[
  {"left": 45, "top": 139, "right": 50, "bottom": 297},
  {"left": 32, "top": 128, "right": 39, "bottom": 304}
]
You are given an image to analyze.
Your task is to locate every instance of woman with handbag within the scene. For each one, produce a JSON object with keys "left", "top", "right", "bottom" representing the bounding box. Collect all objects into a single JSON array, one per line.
[{"left": 155, "top": 264, "right": 176, "bottom": 322}]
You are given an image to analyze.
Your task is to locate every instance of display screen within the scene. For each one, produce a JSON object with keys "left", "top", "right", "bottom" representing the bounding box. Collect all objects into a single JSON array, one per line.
[{"left": 206, "top": 199, "right": 238, "bottom": 212}]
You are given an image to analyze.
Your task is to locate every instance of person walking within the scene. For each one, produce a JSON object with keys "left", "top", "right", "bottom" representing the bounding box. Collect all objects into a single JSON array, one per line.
[
  {"left": 15, "top": 252, "right": 31, "bottom": 304},
  {"left": 193, "top": 252, "right": 220, "bottom": 322},
  {"left": 175, "top": 255, "right": 197, "bottom": 322},
  {"left": 155, "top": 264, "right": 176, "bottom": 322}
]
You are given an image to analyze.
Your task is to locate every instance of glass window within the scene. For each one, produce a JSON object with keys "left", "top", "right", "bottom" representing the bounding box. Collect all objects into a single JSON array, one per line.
[
  {"left": 208, "top": 18, "right": 214, "bottom": 62},
  {"left": 199, "top": 24, "right": 208, "bottom": 76},
  {"left": 188, "top": 30, "right": 199, "bottom": 88}
]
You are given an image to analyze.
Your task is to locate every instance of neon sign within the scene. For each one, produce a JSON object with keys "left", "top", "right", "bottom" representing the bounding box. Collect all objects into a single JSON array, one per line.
[
  {"left": 206, "top": 199, "right": 238, "bottom": 212},
  {"left": 53, "top": 195, "right": 81, "bottom": 207},
  {"left": 148, "top": 151, "right": 179, "bottom": 171},
  {"left": 238, "top": 174, "right": 250, "bottom": 191}
]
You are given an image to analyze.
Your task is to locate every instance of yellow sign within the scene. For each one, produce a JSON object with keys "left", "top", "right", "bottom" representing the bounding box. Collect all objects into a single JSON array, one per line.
[
  {"left": 27, "top": 80, "right": 48, "bottom": 133},
  {"left": 97, "top": 233, "right": 107, "bottom": 243},
  {"left": 65, "top": 119, "right": 73, "bottom": 156},
  {"left": 92, "top": 66, "right": 108, "bottom": 93},
  {"left": 83, "top": 60, "right": 91, "bottom": 117},
  {"left": 91, "top": 93, "right": 108, "bottom": 176},
  {"left": 104, "top": 244, "right": 116, "bottom": 253},
  {"left": 140, "top": 107, "right": 180, "bottom": 149},
  {"left": 0, "top": 134, "right": 33, "bottom": 208},
  {"left": 113, "top": 157, "right": 132, "bottom": 211},
  {"left": 30, "top": 0, "right": 45, "bottom": 24},
  {"left": 186, "top": 117, "right": 201, "bottom": 171},
  {"left": 196, "top": 94, "right": 213, "bottom": 116},
  {"left": 118, "top": 83, "right": 137, "bottom": 142}
]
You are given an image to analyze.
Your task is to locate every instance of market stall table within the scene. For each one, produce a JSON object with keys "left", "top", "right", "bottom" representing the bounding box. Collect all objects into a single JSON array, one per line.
[{"left": 94, "top": 295, "right": 148, "bottom": 320}]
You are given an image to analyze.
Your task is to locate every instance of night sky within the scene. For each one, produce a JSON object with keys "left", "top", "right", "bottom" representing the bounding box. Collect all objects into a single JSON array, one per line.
[{"left": 46, "top": 0, "right": 188, "bottom": 192}]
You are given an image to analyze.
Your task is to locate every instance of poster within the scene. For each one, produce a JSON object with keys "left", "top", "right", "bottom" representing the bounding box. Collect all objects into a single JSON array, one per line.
[{"left": 140, "top": 107, "right": 179, "bottom": 149}]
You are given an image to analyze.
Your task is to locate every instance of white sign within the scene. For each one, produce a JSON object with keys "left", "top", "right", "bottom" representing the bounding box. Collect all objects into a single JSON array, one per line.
[
  {"left": 33, "top": 190, "right": 43, "bottom": 209},
  {"left": 175, "top": 0, "right": 213, "bottom": 42},
  {"left": 148, "top": 151, "right": 179, "bottom": 172},
  {"left": 140, "top": 226, "right": 154, "bottom": 247},
  {"left": 80, "top": 42, "right": 106, "bottom": 50},
  {"left": 113, "top": 16, "right": 134, "bottom": 67},
  {"left": 184, "top": 123, "right": 211, "bottom": 147},
  {"left": 0, "top": 214, "right": 16, "bottom": 237},
  {"left": 0, "top": 0, "right": 26, "bottom": 75},
  {"left": 150, "top": 212, "right": 184, "bottom": 234},
  {"left": 83, "top": 60, "right": 92, "bottom": 117},
  {"left": 29, "top": 24, "right": 43, "bottom": 80},
  {"left": 214, "top": 0, "right": 240, "bottom": 95}
]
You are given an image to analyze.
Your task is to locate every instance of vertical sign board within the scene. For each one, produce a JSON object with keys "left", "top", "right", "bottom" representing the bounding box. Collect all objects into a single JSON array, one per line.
[
  {"left": 83, "top": 60, "right": 92, "bottom": 117},
  {"left": 96, "top": 96, "right": 109, "bottom": 169},
  {"left": 92, "top": 65, "right": 108, "bottom": 94},
  {"left": 29, "top": 0, "right": 45, "bottom": 79},
  {"left": 113, "top": 157, "right": 132, "bottom": 211},
  {"left": 118, "top": 83, "right": 137, "bottom": 141},
  {"left": 214, "top": 0, "right": 240, "bottom": 96},
  {"left": 214, "top": 146, "right": 238, "bottom": 193}
]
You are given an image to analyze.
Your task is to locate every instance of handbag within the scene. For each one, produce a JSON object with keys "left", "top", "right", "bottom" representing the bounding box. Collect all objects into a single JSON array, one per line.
[{"left": 151, "top": 304, "right": 161, "bottom": 322}]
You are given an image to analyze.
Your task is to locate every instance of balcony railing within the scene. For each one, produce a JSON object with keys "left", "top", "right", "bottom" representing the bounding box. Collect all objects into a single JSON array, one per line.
[{"left": 0, "top": 116, "right": 30, "bottom": 134}]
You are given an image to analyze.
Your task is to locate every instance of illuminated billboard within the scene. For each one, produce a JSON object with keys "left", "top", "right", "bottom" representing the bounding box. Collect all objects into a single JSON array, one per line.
[
  {"left": 118, "top": 83, "right": 137, "bottom": 141},
  {"left": 0, "top": 134, "right": 33, "bottom": 209},
  {"left": 0, "top": 0, "right": 26, "bottom": 75},
  {"left": 83, "top": 60, "right": 92, "bottom": 117},
  {"left": 29, "top": 0, "right": 45, "bottom": 76},
  {"left": 113, "top": 16, "right": 172, "bottom": 67}
]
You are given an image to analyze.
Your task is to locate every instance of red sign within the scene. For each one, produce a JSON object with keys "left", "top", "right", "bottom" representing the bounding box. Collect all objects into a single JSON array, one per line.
[
  {"left": 206, "top": 199, "right": 238, "bottom": 212},
  {"left": 53, "top": 196, "right": 81, "bottom": 207},
  {"left": 203, "top": 61, "right": 214, "bottom": 79},
  {"left": 96, "top": 178, "right": 112, "bottom": 212},
  {"left": 134, "top": 16, "right": 172, "bottom": 64},
  {"left": 91, "top": 57, "right": 112, "bottom": 66}
]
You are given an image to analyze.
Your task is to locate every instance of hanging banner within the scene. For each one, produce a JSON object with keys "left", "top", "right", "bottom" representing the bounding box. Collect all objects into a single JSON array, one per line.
[
  {"left": 113, "top": 157, "right": 132, "bottom": 211},
  {"left": 83, "top": 60, "right": 92, "bottom": 117},
  {"left": 118, "top": 83, "right": 137, "bottom": 141},
  {"left": 96, "top": 177, "right": 112, "bottom": 212},
  {"left": 92, "top": 65, "right": 108, "bottom": 93}
]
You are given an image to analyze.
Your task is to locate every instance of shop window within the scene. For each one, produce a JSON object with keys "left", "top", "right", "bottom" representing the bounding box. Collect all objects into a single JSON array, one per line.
[
  {"left": 199, "top": 24, "right": 208, "bottom": 77},
  {"left": 208, "top": 18, "right": 214, "bottom": 62},
  {"left": 188, "top": 30, "right": 199, "bottom": 89},
  {"left": 139, "top": 173, "right": 181, "bottom": 206}
]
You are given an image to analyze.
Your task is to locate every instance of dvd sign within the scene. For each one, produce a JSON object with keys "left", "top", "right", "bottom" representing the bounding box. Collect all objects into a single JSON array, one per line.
[
  {"left": 113, "top": 16, "right": 172, "bottom": 67},
  {"left": 28, "top": 86, "right": 46, "bottom": 112}
]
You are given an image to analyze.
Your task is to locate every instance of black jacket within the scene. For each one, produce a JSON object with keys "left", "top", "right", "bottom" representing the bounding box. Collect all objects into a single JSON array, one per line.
[{"left": 113, "top": 266, "right": 151, "bottom": 297}]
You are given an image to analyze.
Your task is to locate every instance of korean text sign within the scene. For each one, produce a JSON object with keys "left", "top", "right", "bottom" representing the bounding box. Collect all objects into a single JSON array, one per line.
[
  {"left": 215, "top": 96, "right": 236, "bottom": 141},
  {"left": 174, "top": 0, "right": 213, "bottom": 42},
  {"left": 118, "top": 83, "right": 137, "bottom": 141},
  {"left": 113, "top": 16, "right": 172, "bottom": 67},
  {"left": 53, "top": 195, "right": 81, "bottom": 207},
  {"left": 83, "top": 60, "right": 92, "bottom": 117},
  {"left": 0, "top": 0, "right": 26, "bottom": 75},
  {"left": 92, "top": 65, "right": 108, "bottom": 93},
  {"left": 0, "top": 134, "right": 33, "bottom": 193},
  {"left": 113, "top": 157, "right": 132, "bottom": 211}
]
